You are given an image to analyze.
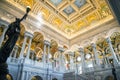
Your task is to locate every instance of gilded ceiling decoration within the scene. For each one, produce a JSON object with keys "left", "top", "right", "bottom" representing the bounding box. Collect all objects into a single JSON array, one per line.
[
  {"left": 9, "top": 0, "right": 113, "bottom": 38},
  {"left": 19, "top": 0, "right": 36, "bottom": 8}
]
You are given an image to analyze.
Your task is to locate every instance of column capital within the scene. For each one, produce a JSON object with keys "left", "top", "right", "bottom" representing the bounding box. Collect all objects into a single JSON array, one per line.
[
  {"left": 58, "top": 47, "right": 65, "bottom": 52},
  {"left": 91, "top": 43, "right": 96, "bottom": 48},
  {"left": 79, "top": 47, "right": 84, "bottom": 53},
  {"left": 24, "top": 31, "right": 34, "bottom": 38},
  {"left": 106, "top": 37, "right": 111, "bottom": 43},
  {"left": 68, "top": 51, "right": 74, "bottom": 56},
  {"left": 14, "top": 45, "right": 19, "bottom": 49},
  {"left": 44, "top": 40, "right": 50, "bottom": 46}
]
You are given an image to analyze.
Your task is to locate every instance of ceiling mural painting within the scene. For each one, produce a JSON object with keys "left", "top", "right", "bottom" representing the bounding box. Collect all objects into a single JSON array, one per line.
[
  {"left": 52, "top": 17, "right": 63, "bottom": 27},
  {"left": 74, "top": 0, "right": 87, "bottom": 8},
  {"left": 41, "top": 7, "right": 51, "bottom": 20},
  {"left": 50, "top": 0, "right": 63, "bottom": 6},
  {"left": 10, "top": 0, "right": 113, "bottom": 38},
  {"left": 19, "top": 0, "right": 36, "bottom": 8},
  {"left": 63, "top": 6, "right": 75, "bottom": 16}
]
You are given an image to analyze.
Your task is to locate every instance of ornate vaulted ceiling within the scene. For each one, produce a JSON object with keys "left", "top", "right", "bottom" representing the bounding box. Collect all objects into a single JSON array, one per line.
[{"left": 8, "top": 0, "right": 113, "bottom": 39}]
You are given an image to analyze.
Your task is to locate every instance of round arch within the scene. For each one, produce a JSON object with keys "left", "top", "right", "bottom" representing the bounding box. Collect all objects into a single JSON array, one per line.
[
  {"left": 110, "top": 32, "right": 120, "bottom": 55},
  {"left": 33, "top": 32, "right": 44, "bottom": 42},
  {"left": 96, "top": 37, "right": 105, "bottom": 44},
  {"left": 33, "top": 29, "right": 45, "bottom": 37},
  {"left": 50, "top": 39, "right": 58, "bottom": 57},
  {"left": 80, "top": 39, "right": 91, "bottom": 47},
  {"left": 32, "top": 32, "right": 44, "bottom": 50},
  {"left": 106, "top": 27, "right": 120, "bottom": 37},
  {"left": 70, "top": 44, "right": 79, "bottom": 51}
]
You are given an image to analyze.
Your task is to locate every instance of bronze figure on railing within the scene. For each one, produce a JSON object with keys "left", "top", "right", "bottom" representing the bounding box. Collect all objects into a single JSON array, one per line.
[{"left": 0, "top": 6, "right": 31, "bottom": 80}]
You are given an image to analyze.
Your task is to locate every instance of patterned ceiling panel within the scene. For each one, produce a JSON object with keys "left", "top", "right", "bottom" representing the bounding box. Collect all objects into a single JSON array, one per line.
[
  {"left": 19, "top": 0, "right": 36, "bottom": 8},
  {"left": 41, "top": 7, "right": 50, "bottom": 20},
  {"left": 74, "top": 0, "right": 87, "bottom": 8},
  {"left": 86, "top": 13, "right": 98, "bottom": 24},
  {"left": 12, "top": 0, "right": 113, "bottom": 38},
  {"left": 52, "top": 17, "right": 63, "bottom": 27},
  {"left": 63, "top": 6, "right": 75, "bottom": 15},
  {"left": 50, "top": 0, "right": 62, "bottom": 6}
]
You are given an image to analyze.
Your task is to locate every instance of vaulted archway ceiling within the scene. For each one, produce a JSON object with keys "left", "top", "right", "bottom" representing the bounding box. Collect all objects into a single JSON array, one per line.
[{"left": 9, "top": 0, "right": 113, "bottom": 39}]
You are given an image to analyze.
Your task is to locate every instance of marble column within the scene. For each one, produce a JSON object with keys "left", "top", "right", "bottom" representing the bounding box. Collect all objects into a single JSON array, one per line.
[
  {"left": 69, "top": 53, "right": 74, "bottom": 70},
  {"left": 46, "top": 41, "right": 51, "bottom": 80},
  {"left": 47, "top": 42, "right": 50, "bottom": 63},
  {"left": 30, "top": 51, "right": 35, "bottom": 60},
  {"left": 13, "top": 45, "right": 19, "bottom": 58},
  {"left": 21, "top": 71, "right": 25, "bottom": 80},
  {"left": 102, "top": 51, "right": 107, "bottom": 64},
  {"left": 42, "top": 40, "right": 49, "bottom": 67},
  {"left": 9, "top": 45, "right": 18, "bottom": 59},
  {"left": 9, "top": 49, "right": 13, "bottom": 58},
  {"left": 0, "top": 25, "right": 8, "bottom": 47},
  {"left": 19, "top": 32, "right": 28, "bottom": 58},
  {"left": 58, "top": 47, "right": 65, "bottom": 71},
  {"left": 91, "top": 43, "right": 100, "bottom": 66},
  {"left": 106, "top": 37, "right": 119, "bottom": 63},
  {"left": 26, "top": 34, "right": 33, "bottom": 59},
  {"left": 26, "top": 72, "right": 29, "bottom": 80},
  {"left": 79, "top": 47, "right": 86, "bottom": 73}
]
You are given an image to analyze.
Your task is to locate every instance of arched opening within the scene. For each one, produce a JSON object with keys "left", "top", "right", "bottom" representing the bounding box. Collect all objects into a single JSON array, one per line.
[
  {"left": 96, "top": 37, "right": 110, "bottom": 66},
  {"left": 104, "top": 75, "right": 114, "bottom": 80},
  {"left": 52, "top": 78, "right": 58, "bottom": 80},
  {"left": 110, "top": 32, "right": 120, "bottom": 62},
  {"left": 31, "top": 76, "right": 43, "bottom": 80},
  {"left": 31, "top": 32, "right": 44, "bottom": 61},
  {"left": 64, "top": 53, "right": 70, "bottom": 70},
  {"left": 84, "top": 46, "right": 93, "bottom": 68},
  {"left": 50, "top": 39, "right": 58, "bottom": 58}
]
